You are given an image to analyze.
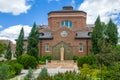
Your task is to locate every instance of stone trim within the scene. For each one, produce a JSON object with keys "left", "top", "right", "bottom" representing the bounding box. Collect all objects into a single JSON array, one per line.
[{"left": 48, "top": 15, "right": 86, "bottom": 18}]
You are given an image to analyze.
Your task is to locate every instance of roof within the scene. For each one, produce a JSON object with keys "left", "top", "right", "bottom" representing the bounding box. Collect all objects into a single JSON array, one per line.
[
  {"left": 40, "top": 32, "right": 53, "bottom": 39},
  {"left": 48, "top": 6, "right": 86, "bottom": 15},
  {"left": 23, "top": 32, "right": 53, "bottom": 40},
  {"left": 48, "top": 10, "right": 86, "bottom": 15},
  {"left": 23, "top": 30, "right": 92, "bottom": 40},
  {"left": 87, "top": 24, "right": 94, "bottom": 27},
  {"left": 75, "top": 31, "right": 92, "bottom": 39}
]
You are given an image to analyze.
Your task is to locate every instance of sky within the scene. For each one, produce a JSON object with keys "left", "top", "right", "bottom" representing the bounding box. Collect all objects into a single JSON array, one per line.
[{"left": 0, "top": 0, "right": 120, "bottom": 43}]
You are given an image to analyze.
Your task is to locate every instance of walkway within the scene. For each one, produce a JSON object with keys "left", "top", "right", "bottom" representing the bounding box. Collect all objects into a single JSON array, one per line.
[{"left": 11, "top": 60, "right": 79, "bottom": 80}]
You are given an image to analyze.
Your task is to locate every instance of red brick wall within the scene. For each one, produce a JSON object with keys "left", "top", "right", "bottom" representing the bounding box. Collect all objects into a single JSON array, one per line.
[
  {"left": 48, "top": 12, "right": 87, "bottom": 31},
  {"left": 38, "top": 11, "right": 92, "bottom": 56},
  {"left": 40, "top": 26, "right": 91, "bottom": 56},
  {"left": 24, "top": 10, "right": 92, "bottom": 57}
]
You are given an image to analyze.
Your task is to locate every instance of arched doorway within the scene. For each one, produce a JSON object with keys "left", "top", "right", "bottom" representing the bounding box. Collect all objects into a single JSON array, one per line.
[{"left": 52, "top": 41, "right": 73, "bottom": 60}]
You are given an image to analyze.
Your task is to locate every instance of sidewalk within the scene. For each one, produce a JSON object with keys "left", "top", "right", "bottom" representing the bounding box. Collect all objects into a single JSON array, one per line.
[{"left": 13, "top": 66, "right": 79, "bottom": 80}]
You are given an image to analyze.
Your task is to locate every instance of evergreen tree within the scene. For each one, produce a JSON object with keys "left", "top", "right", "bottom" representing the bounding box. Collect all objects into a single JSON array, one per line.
[
  {"left": 106, "top": 19, "right": 118, "bottom": 46},
  {"left": 0, "top": 42, "right": 5, "bottom": 56},
  {"left": 5, "top": 42, "right": 12, "bottom": 60},
  {"left": 91, "top": 16, "right": 104, "bottom": 54},
  {"left": 15, "top": 27, "right": 24, "bottom": 58},
  {"left": 27, "top": 23, "right": 39, "bottom": 58}
]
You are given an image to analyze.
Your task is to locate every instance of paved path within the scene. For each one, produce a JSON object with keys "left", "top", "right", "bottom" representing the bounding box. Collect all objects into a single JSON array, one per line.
[{"left": 14, "top": 66, "right": 79, "bottom": 80}]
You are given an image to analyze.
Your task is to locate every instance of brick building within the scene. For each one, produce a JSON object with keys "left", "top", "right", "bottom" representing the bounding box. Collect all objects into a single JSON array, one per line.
[
  {"left": 25, "top": 6, "right": 93, "bottom": 60},
  {"left": 0, "top": 40, "right": 16, "bottom": 54}
]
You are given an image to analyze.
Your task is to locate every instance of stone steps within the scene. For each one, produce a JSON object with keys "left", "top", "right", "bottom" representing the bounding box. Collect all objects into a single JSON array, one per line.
[{"left": 46, "top": 60, "right": 78, "bottom": 69}]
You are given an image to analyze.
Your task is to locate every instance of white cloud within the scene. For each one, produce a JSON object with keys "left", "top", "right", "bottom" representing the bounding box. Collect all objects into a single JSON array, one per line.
[
  {"left": 118, "top": 25, "right": 120, "bottom": 36},
  {"left": 0, "top": 25, "right": 2, "bottom": 28},
  {"left": 0, "top": 0, "right": 31, "bottom": 15},
  {"left": 78, "top": 0, "right": 120, "bottom": 25},
  {"left": 0, "top": 25, "right": 32, "bottom": 44}
]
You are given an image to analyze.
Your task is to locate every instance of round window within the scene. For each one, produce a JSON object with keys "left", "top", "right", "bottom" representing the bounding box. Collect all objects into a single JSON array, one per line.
[{"left": 61, "top": 31, "right": 68, "bottom": 37}]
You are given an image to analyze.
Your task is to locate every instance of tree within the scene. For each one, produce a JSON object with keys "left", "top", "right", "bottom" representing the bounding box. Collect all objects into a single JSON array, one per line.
[
  {"left": 106, "top": 18, "right": 118, "bottom": 46},
  {"left": 91, "top": 16, "right": 104, "bottom": 54},
  {"left": 5, "top": 42, "right": 12, "bottom": 60},
  {"left": 0, "top": 42, "right": 5, "bottom": 56},
  {"left": 15, "top": 27, "right": 24, "bottom": 58},
  {"left": 27, "top": 23, "right": 39, "bottom": 58}
]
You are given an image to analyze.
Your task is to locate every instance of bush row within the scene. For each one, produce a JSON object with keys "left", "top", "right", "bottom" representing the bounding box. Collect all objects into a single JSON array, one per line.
[
  {"left": 38, "top": 55, "right": 52, "bottom": 64},
  {"left": 17, "top": 54, "right": 37, "bottom": 69},
  {"left": 0, "top": 61, "right": 23, "bottom": 79},
  {"left": 77, "top": 55, "right": 97, "bottom": 67},
  {"left": 24, "top": 67, "right": 91, "bottom": 80}
]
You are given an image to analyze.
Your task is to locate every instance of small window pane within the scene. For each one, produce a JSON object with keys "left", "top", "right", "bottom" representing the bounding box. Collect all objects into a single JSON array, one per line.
[
  {"left": 45, "top": 43, "right": 50, "bottom": 52},
  {"left": 61, "top": 21, "right": 64, "bottom": 26},
  {"left": 60, "top": 20, "right": 72, "bottom": 28},
  {"left": 65, "top": 20, "right": 69, "bottom": 27},
  {"left": 79, "top": 43, "right": 83, "bottom": 51},
  {"left": 70, "top": 21, "right": 72, "bottom": 28}
]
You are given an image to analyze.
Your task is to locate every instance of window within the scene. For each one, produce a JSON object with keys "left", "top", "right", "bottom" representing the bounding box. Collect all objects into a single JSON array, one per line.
[
  {"left": 79, "top": 43, "right": 83, "bottom": 52},
  {"left": 45, "top": 43, "right": 50, "bottom": 52},
  {"left": 61, "top": 20, "right": 72, "bottom": 28}
]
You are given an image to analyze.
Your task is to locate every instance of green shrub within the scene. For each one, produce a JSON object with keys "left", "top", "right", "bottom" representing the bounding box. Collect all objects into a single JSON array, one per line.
[
  {"left": 40, "top": 55, "right": 52, "bottom": 61},
  {"left": 11, "top": 63, "right": 23, "bottom": 75},
  {"left": 73, "top": 55, "right": 79, "bottom": 60},
  {"left": 0, "top": 62, "right": 16, "bottom": 78},
  {"left": 8, "top": 65, "right": 16, "bottom": 78},
  {"left": 0, "top": 61, "right": 3, "bottom": 66},
  {"left": 0, "top": 63, "right": 9, "bottom": 80},
  {"left": 37, "top": 67, "right": 49, "bottom": 80},
  {"left": 39, "top": 61, "right": 46, "bottom": 65},
  {"left": 5, "top": 60, "right": 17, "bottom": 65},
  {"left": 24, "top": 68, "right": 35, "bottom": 80},
  {"left": 77, "top": 55, "right": 97, "bottom": 67},
  {"left": 96, "top": 53, "right": 115, "bottom": 66},
  {"left": 104, "top": 62, "right": 120, "bottom": 80},
  {"left": 53, "top": 71, "right": 91, "bottom": 80},
  {"left": 38, "top": 55, "right": 52, "bottom": 64},
  {"left": 4, "top": 60, "right": 23, "bottom": 76},
  {"left": 0, "top": 62, "right": 23, "bottom": 78},
  {"left": 17, "top": 54, "right": 37, "bottom": 69}
]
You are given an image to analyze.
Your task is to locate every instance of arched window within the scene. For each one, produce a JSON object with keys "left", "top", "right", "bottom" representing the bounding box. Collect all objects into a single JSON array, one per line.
[{"left": 61, "top": 20, "right": 72, "bottom": 28}]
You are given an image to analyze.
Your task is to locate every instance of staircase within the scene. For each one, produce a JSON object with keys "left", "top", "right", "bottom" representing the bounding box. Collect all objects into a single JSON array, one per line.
[{"left": 46, "top": 60, "right": 78, "bottom": 69}]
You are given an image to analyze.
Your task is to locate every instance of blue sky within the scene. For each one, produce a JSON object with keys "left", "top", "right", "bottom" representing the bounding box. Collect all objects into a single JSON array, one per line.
[
  {"left": 0, "top": 0, "right": 120, "bottom": 43},
  {"left": 0, "top": 0, "right": 83, "bottom": 29}
]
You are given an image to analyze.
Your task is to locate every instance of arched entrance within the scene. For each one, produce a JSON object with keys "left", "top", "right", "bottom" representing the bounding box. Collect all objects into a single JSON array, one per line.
[{"left": 52, "top": 41, "right": 73, "bottom": 60}]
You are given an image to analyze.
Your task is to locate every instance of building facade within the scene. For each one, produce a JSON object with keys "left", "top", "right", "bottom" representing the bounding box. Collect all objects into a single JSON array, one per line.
[{"left": 25, "top": 6, "right": 92, "bottom": 60}]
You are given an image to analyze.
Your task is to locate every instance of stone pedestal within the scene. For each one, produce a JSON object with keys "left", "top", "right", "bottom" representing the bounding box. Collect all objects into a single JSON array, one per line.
[{"left": 60, "top": 47, "right": 64, "bottom": 61}]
